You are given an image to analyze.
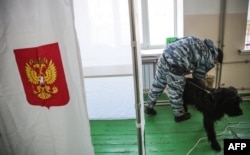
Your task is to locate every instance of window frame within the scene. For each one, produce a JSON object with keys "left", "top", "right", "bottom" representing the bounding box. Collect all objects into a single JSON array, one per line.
[
  {"left": 244, "top": 2, "right": 250, "bottom": 51},
  {"left": 140, "top": 0, "right": 183, "bottom": 50}
]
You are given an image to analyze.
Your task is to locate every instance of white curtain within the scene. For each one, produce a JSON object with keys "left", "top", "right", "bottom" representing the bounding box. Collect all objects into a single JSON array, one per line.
[{"left": 0, "top": 0, "right": 94, "bottom": 154}]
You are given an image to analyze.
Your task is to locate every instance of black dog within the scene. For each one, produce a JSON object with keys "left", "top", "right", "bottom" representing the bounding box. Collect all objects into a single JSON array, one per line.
[{"left": 183, "top": 78, "right": 243, "bottom": 151}]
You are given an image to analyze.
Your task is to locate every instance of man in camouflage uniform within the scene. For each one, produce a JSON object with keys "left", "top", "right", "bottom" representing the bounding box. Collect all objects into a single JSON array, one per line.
[{"left": 145, "top": 36, "right": 223, "bottom": 122}]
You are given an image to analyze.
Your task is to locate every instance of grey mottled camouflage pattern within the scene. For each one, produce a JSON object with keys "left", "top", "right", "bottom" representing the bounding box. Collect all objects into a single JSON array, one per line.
[{"left": 146, "top": 36, "right": 218, "bottom": 117}]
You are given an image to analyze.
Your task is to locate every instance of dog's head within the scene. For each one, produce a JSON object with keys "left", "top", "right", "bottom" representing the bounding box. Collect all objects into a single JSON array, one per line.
[{"left": 212, "top": 87, "right": 243, "bottom": 117}]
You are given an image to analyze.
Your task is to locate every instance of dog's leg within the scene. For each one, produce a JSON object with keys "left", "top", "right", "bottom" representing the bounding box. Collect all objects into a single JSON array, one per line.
[
  {"left": 183, "top": 101, "right": 188, "bottom": 112},
  {"left": 203, "top": 116, "right": 221, "bottom": 151}
]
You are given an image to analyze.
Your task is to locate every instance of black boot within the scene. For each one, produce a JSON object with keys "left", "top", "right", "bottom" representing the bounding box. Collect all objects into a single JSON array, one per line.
[
  {"left": 144, "top": 107, "right": 157, "bottom": 116},
  {"left": 174, "top": 112, "right": 191, "bottom": 122}
]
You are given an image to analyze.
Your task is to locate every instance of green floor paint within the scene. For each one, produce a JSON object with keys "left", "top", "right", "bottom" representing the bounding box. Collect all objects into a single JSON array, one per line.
[
  {"left": 144, "top": 102, "right": 250, "bottom": 155},
  {"left": 90, "top": 102, "right": 250, "bottom": 155},
  {"left": 90, "top": 120, "right": 138, "bottom": 154}
]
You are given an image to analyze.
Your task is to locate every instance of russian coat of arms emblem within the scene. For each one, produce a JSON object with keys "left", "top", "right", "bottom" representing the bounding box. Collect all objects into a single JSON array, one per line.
[
  {"left": 14, "top": 43, "right": 69, "bottom": 108},
  {"left": 25, "top": 57, "right": 58, "bottom": 99}
]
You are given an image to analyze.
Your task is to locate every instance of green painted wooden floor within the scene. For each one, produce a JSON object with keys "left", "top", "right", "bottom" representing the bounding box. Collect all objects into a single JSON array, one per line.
[{"left": 90, "top": 102, "right": 250, "bottom": 155}]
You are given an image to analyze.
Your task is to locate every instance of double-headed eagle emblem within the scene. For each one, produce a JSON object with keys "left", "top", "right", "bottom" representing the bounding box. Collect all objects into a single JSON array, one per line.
[{"left": 25, "top": 58, "right": 58, "bottom": 99}]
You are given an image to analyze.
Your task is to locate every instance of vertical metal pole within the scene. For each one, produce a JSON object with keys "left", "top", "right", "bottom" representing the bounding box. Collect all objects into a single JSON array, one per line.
[
  {"left": 216, "top": 0, "right": 226, "bottom": 88},
  {"left": 141, "top": 0, "right": 150, "bottom": 48},
  {"left": 174, "top": 0, "right": 177, "bottom": 36},
  {"left": 128, "top": 0, "right": 144, "bottom": 155}
]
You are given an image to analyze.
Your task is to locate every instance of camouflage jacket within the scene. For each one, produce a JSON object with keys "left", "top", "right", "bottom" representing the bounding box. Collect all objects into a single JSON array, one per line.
[{"left": 162, "top": 36, "right": 218, "bottom": 80}]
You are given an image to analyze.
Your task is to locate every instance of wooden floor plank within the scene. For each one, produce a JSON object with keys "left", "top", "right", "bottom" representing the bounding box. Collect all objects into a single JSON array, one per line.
[
  {"left": 90, "top": 102, "right": 250, "bottom": 155},
  {"left": 144, "top": 102, "right": 250, "bottom": 155}
]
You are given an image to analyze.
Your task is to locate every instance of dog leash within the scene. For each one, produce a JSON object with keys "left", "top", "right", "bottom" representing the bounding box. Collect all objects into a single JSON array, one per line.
[{"left": 187, "top": 80, "right": 212, "bottom": 94}]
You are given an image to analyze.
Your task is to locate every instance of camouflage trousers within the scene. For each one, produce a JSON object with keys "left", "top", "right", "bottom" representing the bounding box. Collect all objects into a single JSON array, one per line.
[{"left": 146, "top": 54, "right": 186, "bottom": 117}]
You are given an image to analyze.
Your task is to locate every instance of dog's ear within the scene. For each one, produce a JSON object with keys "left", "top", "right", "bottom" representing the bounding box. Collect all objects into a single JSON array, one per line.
[
  {"left": 228, "top": 86, "right": 238, "bottom": 94},
  {"left": 237, "top": 95, "right": 243, "bottom": 103},
  {"left": 228, "top": 87, "right": 242, "bottom": 102}
]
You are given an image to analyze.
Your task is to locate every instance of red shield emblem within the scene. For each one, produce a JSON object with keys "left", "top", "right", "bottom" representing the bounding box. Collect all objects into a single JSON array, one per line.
[{"left": 14, "top": 43, "right": 70, "bottom": 108}]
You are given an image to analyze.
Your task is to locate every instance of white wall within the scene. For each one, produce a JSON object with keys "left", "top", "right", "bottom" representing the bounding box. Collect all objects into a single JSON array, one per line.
[
  {"left": 184, "top": 0, "right": 250, "bottom": 91},
  {"left": 185, "top": 0, "right": 247, "bottom": 15}
]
